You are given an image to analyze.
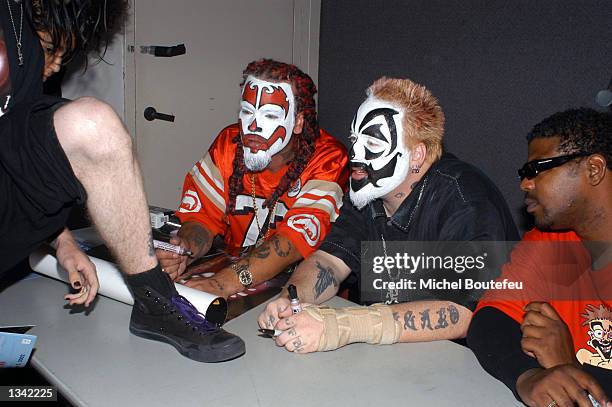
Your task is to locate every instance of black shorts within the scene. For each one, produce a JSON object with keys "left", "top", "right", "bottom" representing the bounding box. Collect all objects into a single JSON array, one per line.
[{"left": 0, "top": 96, "right": 86, "bottom": 276}]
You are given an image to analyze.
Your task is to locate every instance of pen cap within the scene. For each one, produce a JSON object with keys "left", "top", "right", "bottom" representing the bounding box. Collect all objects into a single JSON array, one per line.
[{"left": 287, "top": 284, "right": 298, "bottom": 300}]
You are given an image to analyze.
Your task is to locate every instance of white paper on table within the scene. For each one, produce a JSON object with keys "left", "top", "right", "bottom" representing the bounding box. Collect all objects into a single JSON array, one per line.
[{"left": 29, "top": 247, "right": 227, "bottom": 324}]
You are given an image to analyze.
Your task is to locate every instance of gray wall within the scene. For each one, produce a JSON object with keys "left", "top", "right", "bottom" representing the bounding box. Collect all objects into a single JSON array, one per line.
[
  {"left": 62, "top": 33, "right": 125, "bottom": 121},
  {"left": 318, "top": 0, "right": 612, "bottom": 231}
]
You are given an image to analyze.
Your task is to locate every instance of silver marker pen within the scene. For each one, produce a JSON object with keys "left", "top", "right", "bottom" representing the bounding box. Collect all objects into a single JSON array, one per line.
[
  {"left": 588, "top": 394, "right": 602, "bottom": 407},
  {"left": 153, "top": 239, "right": 193, "bottom": 256},
  {"left": 288, "top": 284, "right": 302, "bottom": 314}
]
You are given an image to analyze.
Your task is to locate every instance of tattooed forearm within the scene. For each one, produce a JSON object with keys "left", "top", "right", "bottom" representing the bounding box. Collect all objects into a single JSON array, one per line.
[
  {"left": 271, "top": 235, "right": 291, "bottom": 257},
  {"left": 402, "top": 305, "right": 461, "bottom": 332},
  {"left": 313, "top": 261, "right": 339, "bottom": 300},
  {"left": 251, "top": 243, "right": 271, "bottom": 259}
]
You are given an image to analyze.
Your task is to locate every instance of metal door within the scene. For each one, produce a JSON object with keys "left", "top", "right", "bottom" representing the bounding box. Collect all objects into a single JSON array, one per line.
[{"left": 127, "top": 0, "right": 320, "bottom": 208}]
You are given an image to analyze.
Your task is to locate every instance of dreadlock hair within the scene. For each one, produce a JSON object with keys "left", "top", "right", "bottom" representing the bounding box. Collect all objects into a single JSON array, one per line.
[
  {"left": 228, "top": 58, "right": 320, "bottom": 213},
  {"left": 527, "top": 108, "right": 612, "bottom": 170},
  {"left": 27, "top": 0, "right": 128, "bottom": 66}
]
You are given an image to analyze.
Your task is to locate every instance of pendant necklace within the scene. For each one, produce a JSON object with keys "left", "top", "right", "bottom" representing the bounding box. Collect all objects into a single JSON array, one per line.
[
  {"left": 250, "top": 173, "right": 278, "bottom": 247},
  {"left": 6, "top": 0, "right": 24, "bottom": 66}
]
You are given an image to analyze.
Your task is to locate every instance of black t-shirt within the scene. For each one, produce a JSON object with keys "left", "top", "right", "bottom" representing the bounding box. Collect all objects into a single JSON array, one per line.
[{"left": 0, "top": 1, "right": 44, "bottom": 116}]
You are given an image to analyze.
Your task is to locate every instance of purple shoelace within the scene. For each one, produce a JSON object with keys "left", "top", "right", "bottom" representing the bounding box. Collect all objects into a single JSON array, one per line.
[{"left": 171, "top": 295, "right": 219, "bottom": 332}]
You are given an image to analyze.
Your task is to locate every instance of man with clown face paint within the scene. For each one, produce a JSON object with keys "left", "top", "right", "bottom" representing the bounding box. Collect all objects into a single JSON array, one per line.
[
  {"left": 348, "top": 95, "right": 411, "bottom": 210},
  {"left": 258, "top": 77, "right": 518, "bottom": 354},
  {"left": 158, "top": 59, "right": 348, "bottom": 298},
  {"left": 240, "top": 76, "right": 296, "bottom": 171}
]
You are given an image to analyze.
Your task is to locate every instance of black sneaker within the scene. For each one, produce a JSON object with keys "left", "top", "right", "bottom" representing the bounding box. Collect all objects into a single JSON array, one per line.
[{"left": 129, "top": 285, "right": 245, "bottom": 362}]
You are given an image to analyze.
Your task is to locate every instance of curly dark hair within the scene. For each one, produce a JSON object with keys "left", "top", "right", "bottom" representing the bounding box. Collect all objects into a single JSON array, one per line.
[
  {"left": 527, "top": 108, "right": 612, "bottom": 169},
  {"left": 27, "top": 0, "right": 128, "bottom": 64},
  {"left": 228, "top": 58, "right": 320, "bottom": 213}
]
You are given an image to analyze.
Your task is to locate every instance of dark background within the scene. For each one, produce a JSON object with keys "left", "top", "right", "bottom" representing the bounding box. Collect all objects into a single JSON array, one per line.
[{"left": 318, "top": 0, "right": 612, "bottom": 232}]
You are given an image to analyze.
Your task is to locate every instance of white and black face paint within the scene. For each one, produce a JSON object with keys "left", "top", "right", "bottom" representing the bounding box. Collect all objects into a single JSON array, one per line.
[{"left": 349, "top": 96, "right": 410, "bottom": 209}]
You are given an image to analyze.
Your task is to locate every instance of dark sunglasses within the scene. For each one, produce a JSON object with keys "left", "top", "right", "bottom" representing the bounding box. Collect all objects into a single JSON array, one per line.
[{"left": 517, "top": 152, "right": 591, "bottom": 181}]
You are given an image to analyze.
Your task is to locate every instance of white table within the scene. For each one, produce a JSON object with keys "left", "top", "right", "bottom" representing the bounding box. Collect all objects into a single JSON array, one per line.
[{"left": 0, "top": 274, "right": 521, "bottom": 406}]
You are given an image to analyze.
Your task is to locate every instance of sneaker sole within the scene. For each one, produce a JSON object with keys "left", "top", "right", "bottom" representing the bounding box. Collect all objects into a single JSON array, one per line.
[{"left": 129, "top": 325, "right": 246, "bottom": 363}]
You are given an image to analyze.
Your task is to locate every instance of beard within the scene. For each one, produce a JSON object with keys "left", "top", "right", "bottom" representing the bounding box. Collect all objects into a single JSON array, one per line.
[
  {"left": 242, "top": 136, "right": 288, "bottom": 171},
  {"left": 349, "top": 158, "right": 409, "bottom": 209},
  {"left": 349, "top": 184, "right": 380, "bottom": 210},
  {"left": 243, "top": 148, "right": 272, "bottom": 171}
]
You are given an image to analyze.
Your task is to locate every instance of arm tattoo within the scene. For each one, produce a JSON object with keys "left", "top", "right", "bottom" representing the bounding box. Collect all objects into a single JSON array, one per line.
[
  {"left": 147, "top": 230, "right": 155, "bottom": 256},
  {"left": 182, "top": 223, "right": 212, "bottom": 255},
  {"left": 420, "top": 308, "right": 433, "bottom": 331},
  {"left": 403, "top": 306, "right": 458, "bottom": 332},
  {"left": 271, "top": 235, "right": 291, "bottom": 257},
  {"left": 434, "top": 307, "right": 449, "bottom": 329},
  {"left": 403, "top": 310, "right": 417, "bottom": 331},
  {"left": 313, "top": 261, "right": 339, "bottom": 300},
  {"left": 448, "top": 305, "right": 460, "bottom": 325},
  {"left": 251, "top": 244, "right": 271, "bottom": 259},
  {"left": 209, "top": 278, "right": 224, "bottom": 291}
]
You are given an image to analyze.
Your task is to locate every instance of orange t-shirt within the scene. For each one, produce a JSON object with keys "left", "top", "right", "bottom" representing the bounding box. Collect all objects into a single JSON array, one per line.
[
  {"left": 176, "top": 124, "right": 349, "bottom": 257},
  {"left": 476, "top": 229, "right": 612, "bottom": 370}
]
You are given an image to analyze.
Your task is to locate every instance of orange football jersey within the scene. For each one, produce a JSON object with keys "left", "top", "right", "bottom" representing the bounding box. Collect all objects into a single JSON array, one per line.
[
  {"left": 476, "top": 229, "right": 612, "bottom": 369},
  {"left": 176, "top": 124, "right": 349, "bottom": 257}
]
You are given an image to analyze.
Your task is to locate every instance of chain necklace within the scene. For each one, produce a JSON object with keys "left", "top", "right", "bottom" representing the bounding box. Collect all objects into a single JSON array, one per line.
[
  {"left": 250, "top": 173, "right": 278, "bottom": 247},
  {"left": 6, "top": 0, "right": 24, "bottom": 66},
  {"left": 380, "top": 176, "right": 427, "bottom": 304},
  {"left": 380, "top": 234, "right": 400, "bottom": 304}
]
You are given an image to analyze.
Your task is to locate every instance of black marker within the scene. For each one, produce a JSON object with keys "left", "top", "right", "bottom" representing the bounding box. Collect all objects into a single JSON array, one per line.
[{"left": 258, "top": 328, "right": 281, "bottom": 338}]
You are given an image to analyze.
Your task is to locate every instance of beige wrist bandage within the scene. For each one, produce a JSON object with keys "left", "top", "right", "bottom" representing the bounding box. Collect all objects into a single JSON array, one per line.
[{"left": 304, "top": 304, "right": 401, "bottom": 351}]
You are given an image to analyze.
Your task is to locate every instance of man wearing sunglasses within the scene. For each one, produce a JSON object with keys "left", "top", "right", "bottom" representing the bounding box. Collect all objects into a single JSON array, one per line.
[{"left": 468, "top": 108, "right": 612, "bottom": 407}]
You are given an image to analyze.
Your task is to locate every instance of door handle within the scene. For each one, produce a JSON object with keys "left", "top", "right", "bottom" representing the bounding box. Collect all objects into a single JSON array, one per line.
[
  {"left": 144, "top": 107, "right": 175, "bottom": 122},
  {"left": 140, "top": 44, "right": 186, "bottom": 57}
]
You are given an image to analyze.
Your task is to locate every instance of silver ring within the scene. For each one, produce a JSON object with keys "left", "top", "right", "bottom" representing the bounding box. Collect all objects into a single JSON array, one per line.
[{"left": 546, "top": 401, "right": 557, "bottom": 407}]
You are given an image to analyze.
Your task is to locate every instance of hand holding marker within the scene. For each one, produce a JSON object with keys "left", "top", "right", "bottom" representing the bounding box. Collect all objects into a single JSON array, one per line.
[
  {"left": 153, "top": 239, "right": 193, "bottom": 256},
  {"left": 258, "top": 284, "right": 302, "bottom": 338}
]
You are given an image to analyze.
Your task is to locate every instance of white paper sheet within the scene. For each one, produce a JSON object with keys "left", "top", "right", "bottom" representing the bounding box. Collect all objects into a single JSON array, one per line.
[{"left": 29, "top": 248, "right": 227, "bottom": 324}]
